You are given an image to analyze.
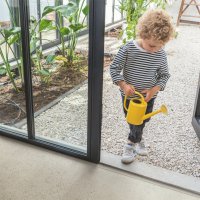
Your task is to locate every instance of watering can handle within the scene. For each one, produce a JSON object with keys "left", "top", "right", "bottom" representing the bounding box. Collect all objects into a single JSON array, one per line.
[
  {"left": 134, "top": 91, "right": 145, "bottom": 101},
  {"left": 124, "top": 96, "right": 128, "bottom": 111},
  {"left": 124, "top": 91, "right": 145, "bottom": 111}
]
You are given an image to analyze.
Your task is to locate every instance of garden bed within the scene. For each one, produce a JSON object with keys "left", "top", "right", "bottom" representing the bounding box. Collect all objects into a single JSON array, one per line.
[{"left": 0, "top": 55, "right": 113, "bottom": 125}]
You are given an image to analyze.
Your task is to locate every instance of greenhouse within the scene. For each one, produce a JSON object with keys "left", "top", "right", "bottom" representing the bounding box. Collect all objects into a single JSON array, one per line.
[{"left": 0, "top": 0, "right": 200, "bottom": 199}]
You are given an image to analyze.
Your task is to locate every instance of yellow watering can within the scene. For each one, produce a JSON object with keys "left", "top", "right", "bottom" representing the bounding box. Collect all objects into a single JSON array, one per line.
[{"left": 124, "top": 91, "right": 168, "bottom": 125}]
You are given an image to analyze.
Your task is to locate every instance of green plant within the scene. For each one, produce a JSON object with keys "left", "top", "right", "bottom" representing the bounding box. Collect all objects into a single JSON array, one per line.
[
  {"left": 29, "top": 16, "right": 54, "bottom": 83},
  {"left": 42, "top": 0, "right": 89, "bottom": 63},
  {"left": 0, "top": 27, "right": 21, "bottom": 92},
  {"left": 66, "top": 0, "right": 89, "bottom": 63},
  {"left": 0, "top": 0, "right": 25, "bottom": 91},
  {"left": 119, "top": 0, "right": 166, "bottom": 43}
]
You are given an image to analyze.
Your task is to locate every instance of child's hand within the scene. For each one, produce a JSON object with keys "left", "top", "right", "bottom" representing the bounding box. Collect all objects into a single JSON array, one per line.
[
  {"left": 123, "top": 84, "right": 135, "bottom": 96},
  {"left": 141, "top": 86, "right": 160, "bottom": 102},
  {"left": 117, "top": 81, "right": 135, "bottom": 96},
  {"left": 141, "top": 89, "right": 154, "bottom": 102}
]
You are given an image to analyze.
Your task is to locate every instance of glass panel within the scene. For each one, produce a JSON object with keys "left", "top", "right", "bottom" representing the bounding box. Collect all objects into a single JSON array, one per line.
[
  {"left": 33, "top": 0, "right": 89, "bottom": 153},
  {"left": 114, "top": 0, "right": 122, "bottom": 22},
  {"left": 29, "top": 1, "right": 39, "bottom": 20},
  {"left": 105, "top": 0, "right": 113, "bottom": 25},
  {"left": 40, "top": 0, "right": 57, "bottom": 44},
  {"left": 0, "top": 0, "right": 15, "bottom": 63},
  {"left": 0, "top": 0, "right": 27, "bottom": 134},
  {"left": 63, "top": 0, "right": 87, "bottom": 29},
  {"left": 63, "top": 0, "right": 70, "bottom": 27}
]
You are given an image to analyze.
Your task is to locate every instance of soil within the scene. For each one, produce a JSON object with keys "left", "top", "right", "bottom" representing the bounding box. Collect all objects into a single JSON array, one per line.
[
  {"left": 0, "top": 55, "right": 113, "bottom": 125},
  {"left": 105, "top": 26, "right": 122, "bottom": 38}
]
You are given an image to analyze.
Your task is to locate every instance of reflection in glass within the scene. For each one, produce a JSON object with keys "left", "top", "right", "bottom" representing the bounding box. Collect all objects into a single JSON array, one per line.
[{"left": 0, "top": 0, "right": 27, "bottom": 134}]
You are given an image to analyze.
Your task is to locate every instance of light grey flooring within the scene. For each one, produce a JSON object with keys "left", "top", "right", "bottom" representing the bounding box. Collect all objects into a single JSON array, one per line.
[
  {"left": 0, "top": 135, "right": 200, "bottom": 200},
  {"left": 25, "top": 0, "right": 200, "bottom": 178}
]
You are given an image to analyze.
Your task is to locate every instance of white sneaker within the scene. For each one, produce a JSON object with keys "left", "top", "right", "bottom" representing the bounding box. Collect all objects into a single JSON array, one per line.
[
  {"left": 136, "top": 139, "right": 148, "bottom": 156},
  {"left": 121, "top": 144, "right": 137, "bottom": 164}
]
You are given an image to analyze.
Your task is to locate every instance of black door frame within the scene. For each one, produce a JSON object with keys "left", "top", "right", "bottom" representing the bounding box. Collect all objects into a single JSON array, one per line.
[
  {"left": 0, "top": 0, "right": 105, "bottom": 163},
  {"left": 192, "top": 74, "right": 200, "bottom": 140}
]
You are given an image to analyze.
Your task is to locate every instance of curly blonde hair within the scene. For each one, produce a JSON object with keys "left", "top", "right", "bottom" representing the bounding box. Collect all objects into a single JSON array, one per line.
[{"left": 136, "top": 9, "right": 175, "bottom": 43}]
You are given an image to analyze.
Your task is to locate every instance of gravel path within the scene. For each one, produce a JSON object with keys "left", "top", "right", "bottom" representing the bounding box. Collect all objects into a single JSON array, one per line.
[
  {"left": 33, "top": 1, "right": 200, "bottom": 178},
  {"left": 102, "top": 1, "right": 200, "bottom": 178},
  {"left": 33, "top": 84, "right": 88, "bottom": 149}
]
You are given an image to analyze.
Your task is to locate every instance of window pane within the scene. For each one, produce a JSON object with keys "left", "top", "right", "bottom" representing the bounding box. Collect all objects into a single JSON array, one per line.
[
  {"left": 40, "top": 0, "right": 57, "bottom": 44},
  {"left": 33, "top": 0, "right": 89, "bottom": 153},
  {"left": 29, "top": 1, "right": 38, "bottom": 20},
  {"left": 114, "top": 0, "right": 122, "bottom": 22},
  {"left": 63, "top": 0, "right": 87, "bottom": 28},
  {"left": 105, "top": 0, "right": 113, "bottom": 25},
  {"left": 0, "top": 0, "right": 15, "bottom": 63},
  {"left": 0, "top": 0, "right": 27, "bottom": 135}
]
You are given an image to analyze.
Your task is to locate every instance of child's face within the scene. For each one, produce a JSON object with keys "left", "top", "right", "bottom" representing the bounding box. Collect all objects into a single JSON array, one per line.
[{"left": 141, "top": 38, "right": 164, "bottom": 53}]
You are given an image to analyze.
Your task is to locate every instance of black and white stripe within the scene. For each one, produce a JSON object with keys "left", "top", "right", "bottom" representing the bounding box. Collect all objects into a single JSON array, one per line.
[{"left": 110, "top": 40, "right": 170, "bottom": 98}]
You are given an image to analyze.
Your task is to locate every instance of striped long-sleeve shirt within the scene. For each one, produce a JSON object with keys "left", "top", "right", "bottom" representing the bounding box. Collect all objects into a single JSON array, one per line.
[{"left": 110, "top": 40, "right": 170, "bottom": 98}]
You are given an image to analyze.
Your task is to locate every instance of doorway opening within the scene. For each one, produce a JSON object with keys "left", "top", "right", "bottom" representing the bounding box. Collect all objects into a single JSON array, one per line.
[{"left": 101, "top": 0, "right": 200, "bottom": 193}]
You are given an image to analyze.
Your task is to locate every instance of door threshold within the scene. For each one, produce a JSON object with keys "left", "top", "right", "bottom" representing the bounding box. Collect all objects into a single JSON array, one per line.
[{"left": 100, "top": 151, "right": 200, "bottom": 195}]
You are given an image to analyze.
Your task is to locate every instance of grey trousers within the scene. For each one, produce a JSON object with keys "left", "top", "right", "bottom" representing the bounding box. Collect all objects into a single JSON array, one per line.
[{"left": 122, "top": 96, "right": 155, "bottom": 143}]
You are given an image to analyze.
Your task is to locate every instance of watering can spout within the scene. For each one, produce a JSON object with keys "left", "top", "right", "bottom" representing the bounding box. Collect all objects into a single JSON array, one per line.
[{"left": 143, "top": 105, "right": 168, "bottom": 121}]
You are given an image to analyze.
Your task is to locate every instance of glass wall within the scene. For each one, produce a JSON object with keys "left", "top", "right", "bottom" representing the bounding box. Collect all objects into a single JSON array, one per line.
[
  {"left": 1, "top": 0, "right": 123, "bottom": 65},
  {"left": 0, "top": 0, "right": 15, "bottom": 62},
  {"left": 63, "top": 0, "right": 87, "bottom": 27},
  {"left": 105, "top": 0, "right": 123, "bottom": 25},
  {"left": 40, "top": 0, "right": 57, "bottom": 44},
  {"left": 114, "top": 0, "right": 122, "bottom": 22},
  {"left": 105, "top": 0, "right": 113, "bottom": 25},
  {"left": 0, "top": 0, "right": 27, "bottom": 134},
  {"left": 0, "top": 0, "right": 108, "bottom": 162},
  {"left": 31, "top": 0, "right": 89, "bottom": 152},
  {"left": 29, "top": 0, "right": 57, "bottom": 45}
]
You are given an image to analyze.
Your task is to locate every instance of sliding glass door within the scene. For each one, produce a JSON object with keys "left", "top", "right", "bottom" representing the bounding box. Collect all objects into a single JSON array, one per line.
[{"left": 0, "top": 0, "right": 105, "bottom": 163}]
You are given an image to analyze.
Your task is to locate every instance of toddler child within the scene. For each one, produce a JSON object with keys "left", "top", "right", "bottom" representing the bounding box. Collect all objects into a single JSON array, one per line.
[{"left": 110, "top": 9, "right": 174, "bottom": 164}]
